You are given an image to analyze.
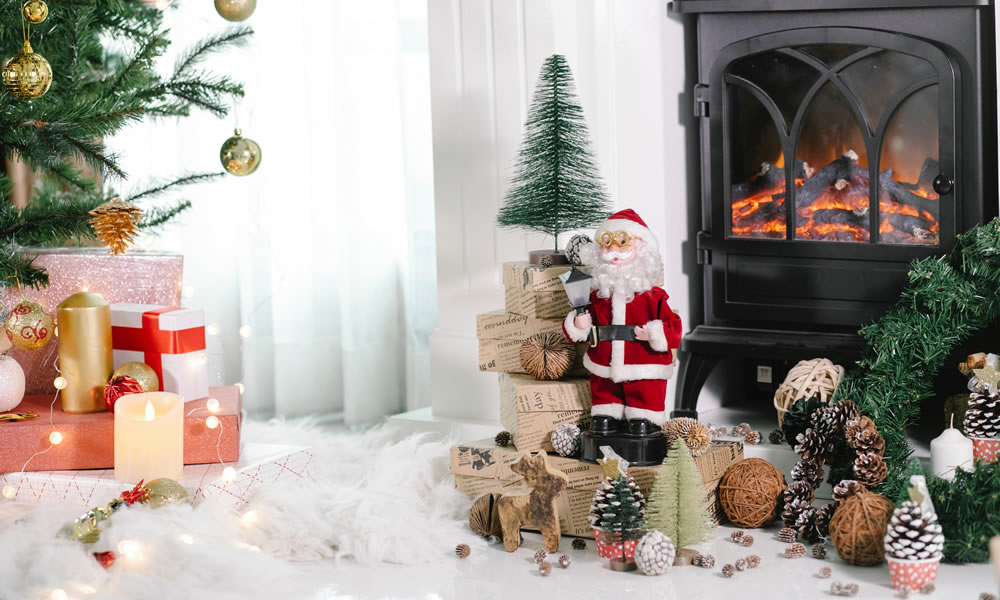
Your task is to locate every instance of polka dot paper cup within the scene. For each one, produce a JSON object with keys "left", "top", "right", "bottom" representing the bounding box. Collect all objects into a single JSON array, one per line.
[
  {"left": 971, "top": 437, "right": 1000, "bottom": 462},
  {"left": 888, "top": 556, "right": 940, "bottom": 592},
  {"left": 593, "top": 529, "right": 639, "bottom": 561}
]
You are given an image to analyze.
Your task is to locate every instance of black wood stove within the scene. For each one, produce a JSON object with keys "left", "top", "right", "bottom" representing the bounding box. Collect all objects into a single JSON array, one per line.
[{"left": 669, "top": 0, "right": 998, "bottom": 417}]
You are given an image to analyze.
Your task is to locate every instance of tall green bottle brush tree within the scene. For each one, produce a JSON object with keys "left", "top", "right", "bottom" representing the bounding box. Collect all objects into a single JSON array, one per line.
[
  {"left": 0, "top": 0, "right": 250, "bottom": 287},
  {"left": 497, "top": 54, "right": 611, "bottom": 261}
]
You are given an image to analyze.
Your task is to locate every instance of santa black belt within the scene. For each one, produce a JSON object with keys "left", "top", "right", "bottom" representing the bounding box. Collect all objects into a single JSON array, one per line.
[{"left": 591, "top": 325, "right": 637, "bottom": 346}]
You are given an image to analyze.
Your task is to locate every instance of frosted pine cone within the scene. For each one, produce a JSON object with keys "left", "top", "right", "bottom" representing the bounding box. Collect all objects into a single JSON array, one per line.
[
  {"left": 572, "top": 538, "right": 586, "bottom": 550},
  {"left": 884, "top": 501, "right": 944, "bottom": 560},
  {"left": 744, "top": 430, "right": 762, "bottom": 445},
  {"left": 785, "top": 543, "right": 807, "bottom": 558},
  {"left": 814, "top": 503, "right": 834, "bottom": 538},
  {"left": 810, "top": 406, "right": 840, "bottom": 442},
  {"left": 845, "top": 417, "right": 878, "bottom": 445},
  {"left": 635, "top": 530, "right": 676, "bottom": 576},
  {"left": 534, "top": 549, "right": 548, "bottom": 564},
  {"left": 795, "top": 428, "right": 829, "bottom": 463},
  {"left": 721, "top": 564, "right": 735, "bottom": 577},
  {"left": 792, "top": 458, "right": 824, "bottom": 490},
  {"left": 795, "top": 507, "right": 822, "bottom": 544},
  {"left": 742, "top": 535, "right": 754, "bottom": 547},
  {"left": 494, "top": 431, "right": 512, "bottom": 447},
  {"left": 747, "top": 554, "right": 761, "bottom": 568},
  {"left": 851, "top": 428, "right": 886, "bottom": 456},
  {"left": 833, "top": 480, "right": 867, "bottom": 504},
  {"left": 730, "top": 530, "right": 744, "bottom": 542},
  {"left": 558, "top": 554, "right": 571, "bottom": 568},
  {"left": 707, "top": 424, "right": 728, "bottom": 439},
  {"left": 853, "top": 452, "right": 888, "bottom": 487},
  {"left": 812, "top": 543, "right": 827, "bottom": 559},
  {"left": 735, "top": 558, "right": 747, "bottom": 571},
  {"left": 456, "top": 543, "right": 471, "bottom": 558},
  {"left": 769, "top": 429, "right": 785, "bottom": 444},
  {"left": 831, "top": 582, "right": 859, "bottom": 596},
  {"left": 551, "top": 423, "right": 581, "bottom": 457},
  {"left": 693, "top": 554, "right": 715, "bottom": 568},
  {"left": 538, "top": 561, "right": 552, "bottom": 576},
  {"left": 818, "top": 567, "right": 832, "bottom": 578},
  {"left": 828, "top": 401, "right": 861, "bottom": 431},
  {"left": 777, "top": 527, "right": 797, "bottom": 543},
  {"left": 663, "top": 417, "right": 712, "bottom": 457},
  {"left": 732, "top": 423, "right": 751, "bottom": 438},
  {"left": 964, "top": 391, "right": 1000, "bottom": 438},
  {"left": 782, "top": 481, "right": 815, "bottom": 527}
]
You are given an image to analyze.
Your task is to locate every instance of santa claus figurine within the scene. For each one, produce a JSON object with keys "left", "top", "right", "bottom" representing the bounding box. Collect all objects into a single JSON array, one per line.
[{"left": 562, "top": 209, "right": 682, "bottom": 441}]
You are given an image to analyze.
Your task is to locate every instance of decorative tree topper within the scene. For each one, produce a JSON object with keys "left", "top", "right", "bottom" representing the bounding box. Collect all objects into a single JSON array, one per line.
[{"left": 497, "top": 54, "right": 611, "bottom": 252}]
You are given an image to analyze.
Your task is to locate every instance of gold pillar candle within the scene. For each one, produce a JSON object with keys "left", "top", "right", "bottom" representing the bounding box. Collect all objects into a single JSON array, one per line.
[
  {"left": 57, "top": 292, "right": 113, "bottom": 413},
  {"left": 114, "top": 392, "right": 183, "bottom": 483}
]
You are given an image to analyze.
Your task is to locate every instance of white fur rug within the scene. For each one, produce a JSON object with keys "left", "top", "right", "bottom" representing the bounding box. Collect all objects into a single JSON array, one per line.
[{"left": 0, "top": 422, "right": 478, "bottom": 599}]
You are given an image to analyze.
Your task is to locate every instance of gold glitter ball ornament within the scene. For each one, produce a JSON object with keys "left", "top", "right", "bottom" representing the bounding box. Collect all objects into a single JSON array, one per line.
[
  {"left": 220, "top": 128, "right": 261, "bottom": 176},
  {"left": 23, "top": 0, "right": 48, "bottom": 24},
  {"left": 2, "top": 41, "right": 52, "bottom": 100},
  {"left": 214, "top": 0, "right": 255, "bottom": 22},
  {"left": 112, "top": 361, "right": 160, "bottom": 393},
  {"left": 143, "top": 478, "right": 189, "bottom": 508},
  {"left": 4, "top": 299, "right": 53, "bottom": 351}
]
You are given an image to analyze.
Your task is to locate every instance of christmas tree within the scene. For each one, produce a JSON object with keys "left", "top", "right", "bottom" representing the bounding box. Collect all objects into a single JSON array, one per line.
[
  {"left": 496, "top": 54, "right": 611, "bottom": 251},
  {"left": 0, "top": 1, "right": 250, "bottom": 287},
  {"left": 646, "top": 438, "right": 713, "bottom": 549},
  {"left": 597, "top": 474, "right": 647, "bottom": 560}
]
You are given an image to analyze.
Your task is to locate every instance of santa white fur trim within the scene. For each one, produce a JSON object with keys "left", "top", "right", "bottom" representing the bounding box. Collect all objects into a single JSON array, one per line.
[
  {"left": 591, "top": 402, "right": 625, "bottom": 419},
  {"left": 596, "top": 218, "right": 659, "bottom": 254},
  {"left": 624, "top": 406, "right": 667, "bottom": 426},
  {"left": 563, "top": 310, "right": 591, "bottom": 343},
  {"left": 584, "top": 353, "right": 676, "bottom": 383},
  {"left": 645, "top": 320, "right": 669, "bottom": 352}
]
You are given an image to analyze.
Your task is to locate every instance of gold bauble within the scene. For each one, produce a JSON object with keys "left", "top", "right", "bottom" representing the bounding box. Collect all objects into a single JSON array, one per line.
[
  {"left": 23, "top": 0, "right": 48, "bottom": 24},
  {"left": 2, "top": 41, "right": 52, "bottom": 100},
  {"left": 143, "top": 478, "right": 189, "bottom": 508},
  {"left": 220, "top": 127, "right": 261, "bottom": 176},
  {"left": 113, "top": 361, "right": 160, "bottom": 393},
  {"left": 4, "top": 299, "right": 53, "bottom": 351},
  {"left": 214, "top": 0, "right": 255, "bottom": 21}
]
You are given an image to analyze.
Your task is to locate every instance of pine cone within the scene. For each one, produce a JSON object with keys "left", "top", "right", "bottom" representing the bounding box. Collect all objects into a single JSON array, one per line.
[
  {"left": 833, "top": 480, "right": 867, "bottom": 504},
  {"left": 795, "top": 507, "right": 825, "bottom": 544},
  {"left": 782, "top": 481, "right": 815, "bottom": 527},
  {"left": 558, "top": 554, "right": 571, "bottom": 568},
  {"left": 721, "top": 564, "right": 735, "bottom": 577},
  {"left": 853, "top": 452, "right": 888, "bottom": 487},
  {"left": 744, "top": 431, "right": 762, "bottom": 445},
  {"left": 814, "top": 503, "right": 834, "bottom": 538},
  {"left": 777, "top": 527, "right": 797, "bottom": 543},
  {"left": 831, "top": 582, "right": 859, "bottom": 596},
  {"left": 747, "top": 554, "right": 761, "bottom": 568},
  {"left": 828, "top": 401, "right": 861, "bottom": 431},
  {"left": 794, "top": 428, "right": 829, "bottom": 463},
  {"left": 818, "top": 566, "right": 832, "bottom": 578},
  {"left": 732, "top": 423, "right": 751, "bottom": 438},
  {"left": 551, "top": 423, "right": 581, "bottom": 457},
  {"left": 742, "top": 535, "right": 754, "bottom": 547},
  {"left": 812, "top": 544, "right": 827, "bottom": 559},
  {"left": 851, "top": 428, "right": 886, "bottom": 456},
  {"left": 697, "top": 554, "right": 715, "bottom": 569},
  {"left": 735, "top": 558, "right": 747, "bottom": 571},
  {"left": 730, "top": 530, "right": 744, "bottom": 542},
  {"left": 792, "top": 458, "right": 824, "bottom": 490},
  {"left": 534, "top": 549, "right": 548, "bottom": 564},
  {"left": 785, "top": 543, "right": 807, "bottom": 558},
  {"left": 495, "top": 431, "right": 512, "bottom": 447},
  {"left": 89, "top": 199, "right": 143, "bottom": 256},
  {"left": 538, "top": 561, "right": 552, "bottom": 576},
  {"left": 663, "top": 417, "right": 712, "bottom": 457},
  {"left": 845, "top": 416, "right": 877, "bottom": 445},
  {"left": 456, "top": 544, "right": 471, "bottom": 558},
  {"left": 810, "top": 406, "right": 840, "bottom": 442},
  {"left": 885, "top": 501, "right": 944, "bottom": 560},
  {"left": 964, "top": 391, "right": 1000, "bottom": 438},
  {"left": 572, "top": 538, "right": 586, "bottom": 550},
  {"left": 769, "top": 429, "right": 785, "bottom": 444}
]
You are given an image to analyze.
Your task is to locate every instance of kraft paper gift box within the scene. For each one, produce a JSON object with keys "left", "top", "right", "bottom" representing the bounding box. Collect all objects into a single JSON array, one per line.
[
  {"left": 0, "top": 385, "right": 241, "bottom": 473},
  {"left": 476, "top": 310, "right": 587, "bottom": 375},
  {"left": 501, "top": 262, "right": 575, "bottom": 319},
  {"left": 450, "top": 439, "right": 743, "bottom": 538},
  {"left": 110, "top": 303, "right": 209, "bottom": 402},
  {"left": 498, "top": 373, "right": 591, "bottom": 453},
  {"left": 2, "top": 250, "right": 183, "bottom": 394}
]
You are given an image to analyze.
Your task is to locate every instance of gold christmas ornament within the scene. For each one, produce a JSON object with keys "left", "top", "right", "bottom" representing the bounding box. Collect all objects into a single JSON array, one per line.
[
  {"left": 89, "top": 198, "right": 143, "bottom": 255},
  {"left": 214, "top": 0, "right": 256, "bottom": 22},
  {"left": 143, "top": 478, "right": 189, "bottom": 508},
  {"left": 23, "top": 0, "right": 48, "bottom": 24},
  {"left": 4, "top": 299, "right": 53, "bottom": 351},
  {"left": 57, "top": 292, "right": 113, "bottom": 413},
  {"left": 220, "top": 128, "right": 261, "bottom": 176},
  {"left": 2, "top": 40, "right": 51, "bottom": 100},
  {"left": 112, "top": 361, "right": 160, "bottom": 393}
]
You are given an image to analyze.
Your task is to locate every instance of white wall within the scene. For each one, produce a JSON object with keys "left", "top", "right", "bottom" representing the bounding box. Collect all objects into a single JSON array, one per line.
[{"left": 427, "top": 0, "right": 704, "bottom": 421}]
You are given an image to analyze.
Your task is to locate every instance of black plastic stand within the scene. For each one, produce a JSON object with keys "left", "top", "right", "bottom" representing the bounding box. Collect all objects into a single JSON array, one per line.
[{"left": 580, "top": 430, "right": 668, "bottom": 467}]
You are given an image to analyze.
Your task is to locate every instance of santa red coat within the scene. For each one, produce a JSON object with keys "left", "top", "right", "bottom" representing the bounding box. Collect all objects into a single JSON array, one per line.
[{"left": 562, "top": 287, "right": 682, "bottom": 382}]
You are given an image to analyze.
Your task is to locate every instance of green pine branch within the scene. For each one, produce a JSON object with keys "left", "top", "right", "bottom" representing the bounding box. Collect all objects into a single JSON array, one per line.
[
  {"left": 173, "top": 26, "right": 253, "bottom": 77},
  {"left": 126, "top": 172, "right": 226, "bottom": 203}
]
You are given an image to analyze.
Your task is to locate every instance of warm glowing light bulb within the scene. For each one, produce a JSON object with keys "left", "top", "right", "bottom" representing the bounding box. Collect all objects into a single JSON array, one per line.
[
  {"left": 50, "top": 589, "right": 68, "bottom": 600},
  {"left": 1, "top": 485, "right": 15, "bottom": 499},
  {"left": 222, "top": 466, "right": 237, "bottom": 481},
  {"left": 239, "top": 325, "right": 252, "bottom": 338},
  {"left": 206, "top": 398, "right": 220, "bottom": 413},
  {"left": 117, "top": 539, "right": 141, "bottom": 560},
  {"left": 49, "top": 431, "right": 63, "bottom": 445},
  {"left": 205, "top": 415, "right": 219, "bottom": 429},
  {"left": 80, "top": 285, "right": 89, "bottom": 292},
  {"left": 178, "top": 533, "right": 194, "bottom": 545},
  {"left": 144, "top": 399, "right": 155, "bottom": 421},
  {"left": 241, "top": 510, "right": 257, "bottom": 525},
  {"left": 53, "top": 376, "right": 67, "bottom": 390},
  {"left": 206, "top": 323, "right": 220, "bottom": 336}
]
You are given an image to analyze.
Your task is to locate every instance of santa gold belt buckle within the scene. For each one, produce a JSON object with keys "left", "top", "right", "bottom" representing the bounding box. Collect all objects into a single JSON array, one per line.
[{"left": 590, "top": 325, "right": 598, "bottom": 348}]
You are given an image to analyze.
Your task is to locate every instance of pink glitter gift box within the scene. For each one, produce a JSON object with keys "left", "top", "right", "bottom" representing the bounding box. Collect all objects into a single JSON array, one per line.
[
  {"left": 2, "top": 249, "right": 183, "bottom": 394},
  {"left": 0, "top": 385, "right": 240, "bottom": 473}
]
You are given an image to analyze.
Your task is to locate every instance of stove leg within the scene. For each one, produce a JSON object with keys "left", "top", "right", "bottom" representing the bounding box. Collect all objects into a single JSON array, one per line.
[{"left": 670, "top": 351, "right": 720, "bottom": 420}]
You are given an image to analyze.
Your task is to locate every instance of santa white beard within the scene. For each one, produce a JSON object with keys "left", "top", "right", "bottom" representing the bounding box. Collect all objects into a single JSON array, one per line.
[{"left": 580, "top": 241, "right": 663, "bottom": 302}]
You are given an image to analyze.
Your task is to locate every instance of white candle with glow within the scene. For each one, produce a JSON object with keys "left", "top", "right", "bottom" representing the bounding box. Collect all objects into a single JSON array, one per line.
[
  {"left": 114, "top": 392, "right": 183, "bottom": 482},
  {"left": 930, "top": 415, "right": 974, "bottom": 480}
]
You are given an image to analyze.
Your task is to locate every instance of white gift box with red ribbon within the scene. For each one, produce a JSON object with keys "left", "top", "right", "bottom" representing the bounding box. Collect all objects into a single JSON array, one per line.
[{"left": 110, "top": 303, "right": 209, "bottom": 402}]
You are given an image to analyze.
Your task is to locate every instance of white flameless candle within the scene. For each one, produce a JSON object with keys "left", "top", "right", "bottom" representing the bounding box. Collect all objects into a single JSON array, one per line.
[
  {"left": 114, "top": 392, "right": 183, "bottom": 482},
  {"left": 930, "top": 417, "right": 974, "bottom": 480}
]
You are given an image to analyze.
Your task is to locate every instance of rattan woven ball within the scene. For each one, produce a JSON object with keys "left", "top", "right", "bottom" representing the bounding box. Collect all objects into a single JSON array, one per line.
[
  {"left": 718, "top": 458, "right": 787, "bottom": 528},
  {"left": 828, "top": 491, "right": 894, "bottom": 566}
]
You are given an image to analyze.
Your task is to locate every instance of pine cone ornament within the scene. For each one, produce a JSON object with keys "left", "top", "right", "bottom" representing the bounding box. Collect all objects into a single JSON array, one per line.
[
  {"left": 845, "top": 416, "right": 878, "bottom": 446},
  {"left": 721, "top": 564, "right": 735, "bottom": 577},
  {"left": 795, "top": 507, "right": 823, "bottom": 544},
  {"left": 964, "top": 391, "right": 1000, "bottom": 438},
  {"left": 819, "top": 567, "right": 832, "bottom": 578},
  {"left": 792, "top": 458, "right": 825, "bottom": 490},
  {"left": 782, "top": 481, "right": 816, "bottom": 527},
  {"left": 744, "top": 431, "right": 762, "bottom": 445},
  {"left": 747, "top": 554, "right": 761, "bottom": 568},
  {"left": 572, "top": 538, "right": 586, "bottom": 550},
  {"left": 853, "top": 452, "right": 888, "bottom": 487},
  {"left": 769, "top": 429, "right": 785, "bottom": 444},
  {"left": 829, "top": 401, "right": 861, "bottom": 431},
  {"left": 494, "top": 431, "right": 512, "bottom": 447},
  {"left": 795, "top": 428, "right": 829, "bottom": 463},
  {"left": 89, "top": 198, "right": 144, "bottom": 256},
  {"left": 831, "top": 582, "right": 859, "bottom": 597},
  {"left": 730, "top": 530, "right": 744, "bottom": 542},
  {"left": 810, "top": 406, "right": 840, "bottom": 442},
  {"left": 732, "top": 423, "right": 751, "bottom": 438},
  {"left": 534, "top": 549, "right": 548, "bottom": 564},
  {"left": 735, "top": 558, "right": 747, "bottom": 571},
  {"left": 635, "top": 530, "right": 676, "bottom": 576},
  {"left": 785, "top": 543, "right": 807, "bottom": 558},
  {"left": 589, "top": 479, "right": 612, "bottom": 527},
  {"left": 851, "top": 428, "right": 886, "bottom": 456},
  {"left": 833, "top": 480, "right": 867, "bottom": 504},
  {"left": 551, "top": 423, "right": 581, "bottom": 457},
  {"left": 694, "top": 554, "right": 715, "bottom": 569},
  {"left": 814, "top": 503, "right": 834, "bottom": 538},
  {"left": 742, "top": 535, "right": 754, "bottom": 547},
  {"left": 663, "top": 417, "right": 712, "bottom": 457},
  {"left": 708, "top": 424, "right": 728, "bottom": 438},
  {"left": 778, "top": 527, "right": 797, "bottom": 543},
  {"left": 456, "top": 543, "right": 471, "bottom": 558},
  {"left": 538, "top": 561, "right": 552, "bottom": 576},
  {"left": 884, "top": 501, "right": 944, "bottom": 560},
  {"left": 813, "top": 543, "right": 827, "bottom": 559},
  {"left": 558, "top": 554, "right": 571, "bottom": 568}
]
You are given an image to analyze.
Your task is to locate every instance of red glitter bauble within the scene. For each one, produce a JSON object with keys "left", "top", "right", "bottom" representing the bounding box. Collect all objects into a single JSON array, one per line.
[
  {"left": 93, "top": 551, "right": 115, "bottom": 569},
  {"left": 103, "top": 375, "right": 144, "bottom": 412}
]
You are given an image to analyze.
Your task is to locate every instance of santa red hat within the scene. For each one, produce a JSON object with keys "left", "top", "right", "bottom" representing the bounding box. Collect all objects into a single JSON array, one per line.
[{"left": 594, "top": 208, "right": 658, "bottom": 254}]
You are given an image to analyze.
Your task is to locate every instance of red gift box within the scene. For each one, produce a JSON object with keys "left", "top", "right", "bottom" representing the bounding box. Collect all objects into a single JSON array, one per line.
[{"left": 0, "top": 385, "right": 240, "bottom": 473}]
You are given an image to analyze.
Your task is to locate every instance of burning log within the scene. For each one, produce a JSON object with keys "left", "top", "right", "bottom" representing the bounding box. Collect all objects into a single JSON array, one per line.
[
  {"left": 879, "top": 169, "right": 939, "bottom": 215},
  {"left": 885, "top": 213, "right": 937, "bottom": 241},
  {"left": 796, "top": 151, "right": 869, "bottom": 209},
  {"left": 811, "top": 208, "right": 868, "bottom": 228},
  {"left": 732, "top": 160, "right": 810, "bottom": 201}
]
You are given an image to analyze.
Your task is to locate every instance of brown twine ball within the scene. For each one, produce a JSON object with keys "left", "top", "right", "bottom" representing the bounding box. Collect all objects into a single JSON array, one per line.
[
  {"left": 828, "top": 491, "right": 894, "bottom": 566},
  {"left": 718, "top": 458, "right": 787, "bottom": 528},
  {"left": 469, "top": 493, "right": 503, "bottom": 537},
  {"left": 773, "top": 358, "right": 844, "bottom": 427},
  {"left": 519, "top": 332, "right": 574, "bottom": 380}
]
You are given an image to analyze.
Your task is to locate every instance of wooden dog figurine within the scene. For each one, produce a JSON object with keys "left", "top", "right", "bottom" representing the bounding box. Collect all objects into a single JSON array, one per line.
[{"left": 497, "top": 452, "right": 569, "bottom": 553}]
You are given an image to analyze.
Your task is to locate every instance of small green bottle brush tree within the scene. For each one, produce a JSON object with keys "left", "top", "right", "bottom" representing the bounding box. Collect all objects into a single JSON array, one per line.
[
  {"left": 645, "top": 439, "right": 714, "bottom": 550},
  {"left": 0, "top": 1, "right": 251, "bottom": 287}
]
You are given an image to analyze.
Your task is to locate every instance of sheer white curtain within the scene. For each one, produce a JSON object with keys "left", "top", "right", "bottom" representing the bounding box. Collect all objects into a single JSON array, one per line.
[{"left": 111, "top": 1, "right": 436, "bottom": 424}]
